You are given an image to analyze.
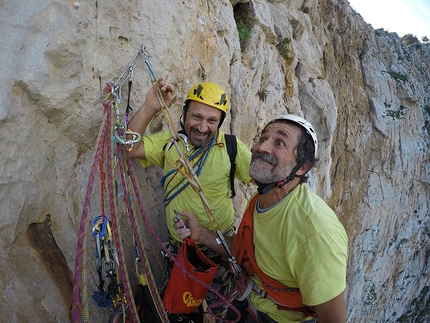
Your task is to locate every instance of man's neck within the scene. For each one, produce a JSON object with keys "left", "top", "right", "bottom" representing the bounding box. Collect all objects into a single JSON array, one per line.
[{"left": 258, "top": 178, "right": 301, "bottom": 209}]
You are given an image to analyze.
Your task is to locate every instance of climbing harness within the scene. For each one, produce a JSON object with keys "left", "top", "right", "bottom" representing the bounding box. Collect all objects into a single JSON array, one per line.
[
  {"left": 233, "top": 194, "right": 317, "bottom": 317},
  {"left": 72, "top": 44, "right": 242, "bottom": 323}
]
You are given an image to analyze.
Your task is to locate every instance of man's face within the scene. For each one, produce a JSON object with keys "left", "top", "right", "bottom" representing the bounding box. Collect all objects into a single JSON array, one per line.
[
  {"left": 184, "top": 101, "right": 222, "bottom": 147},
  {"left": 249, "top": 122, "right": 301, "bottom": 184}
]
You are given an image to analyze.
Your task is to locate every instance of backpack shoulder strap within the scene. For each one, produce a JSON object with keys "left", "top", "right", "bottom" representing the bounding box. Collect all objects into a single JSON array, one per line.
[{"left": 224, "top": 134, "right": 237, "bottom": 198}]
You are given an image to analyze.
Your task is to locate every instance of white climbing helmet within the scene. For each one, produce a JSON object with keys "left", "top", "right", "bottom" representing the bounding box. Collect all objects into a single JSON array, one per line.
[{"left": 266, "top": 114, "right": 318, "bottom": 157}]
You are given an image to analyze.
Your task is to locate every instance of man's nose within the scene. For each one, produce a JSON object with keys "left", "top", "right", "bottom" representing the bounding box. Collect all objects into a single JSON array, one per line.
[
  {"left": 256, "top": 139, "right": 272, "bottom": 153},
  {"left": 196, "top": 120, "right": 208, "bottom": 133}
]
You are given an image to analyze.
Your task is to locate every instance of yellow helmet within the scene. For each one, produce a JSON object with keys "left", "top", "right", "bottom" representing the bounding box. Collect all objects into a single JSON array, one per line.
[{"left": 185, "top": 82, "right": 229, "bottom": 113}]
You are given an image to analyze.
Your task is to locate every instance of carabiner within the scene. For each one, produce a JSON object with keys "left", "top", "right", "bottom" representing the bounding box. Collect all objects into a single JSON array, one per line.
[
  {"left": 128, "top": 66, "right": 133, "bottom": 82},
  {"left": 114, "top": 123, "right": 142, "bottom": 148},
  {"left": 175, "top": 133, "right": 190, "bottom": 156}
]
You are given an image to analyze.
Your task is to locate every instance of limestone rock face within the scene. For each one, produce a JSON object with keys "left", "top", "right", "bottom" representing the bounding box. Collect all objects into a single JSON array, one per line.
[{"left": 0, "top": 0, "right": 429, "bottom": 322}]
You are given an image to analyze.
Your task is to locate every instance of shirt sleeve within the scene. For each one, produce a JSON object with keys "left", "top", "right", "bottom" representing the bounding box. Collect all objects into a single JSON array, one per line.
[
  {"left": 139, "top": 131, "right": 172, "bottom": 168},
  {"left": 292, "top": 229, "right": 348, "bottom": 306},
  {"left": 235, "top": 138, "right": 252, "bottom": 183}
]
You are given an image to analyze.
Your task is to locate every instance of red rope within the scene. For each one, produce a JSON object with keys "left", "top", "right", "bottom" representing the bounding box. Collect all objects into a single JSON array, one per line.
[
  {"left": 117, "top": 146, "right": 170, "bottom": 321},
  {"left": 105, "top": 102, "right": 141, "bottom": 323},
  {"left": 72, "top": 101, "right": 110, "bottom": 323}
]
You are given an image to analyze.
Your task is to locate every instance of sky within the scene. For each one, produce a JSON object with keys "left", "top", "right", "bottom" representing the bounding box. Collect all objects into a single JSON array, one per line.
[{"left": 347, "top": 0, "right": 430, "bottom": 39}]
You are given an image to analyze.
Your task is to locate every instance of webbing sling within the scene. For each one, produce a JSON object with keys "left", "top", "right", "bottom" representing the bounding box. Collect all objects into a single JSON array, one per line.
[{"left": 162, "top": 133, "right": 238, "bottom": 200}]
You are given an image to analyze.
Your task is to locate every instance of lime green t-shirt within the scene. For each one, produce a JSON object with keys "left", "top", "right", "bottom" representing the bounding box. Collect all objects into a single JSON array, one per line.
[
  {"left": 249, "top": 183, "right": 348, "bottom": 322},
  {"left": 140, "top": 130, "right": 252, "bottom": 242}
]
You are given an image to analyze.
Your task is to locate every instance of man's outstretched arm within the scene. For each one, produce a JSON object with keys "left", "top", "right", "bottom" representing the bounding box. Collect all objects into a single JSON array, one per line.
[{"left": 127, "top": 78, "right": 174, "bottom": 159}]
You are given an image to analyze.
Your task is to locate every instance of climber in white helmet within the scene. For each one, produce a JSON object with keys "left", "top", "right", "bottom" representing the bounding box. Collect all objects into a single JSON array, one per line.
[{"left": 174, "top": 114, "right": 348, "bottom": 323}]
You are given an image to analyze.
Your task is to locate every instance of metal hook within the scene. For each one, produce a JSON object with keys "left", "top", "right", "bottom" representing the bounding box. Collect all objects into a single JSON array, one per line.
[
  {"left": 103, "top": 258, "right": 115, "bottom": 275},
  {"left": 175, "top": 133, "right": 190, "bottom": 156},
  {"left": 113, "top": 123, "right": 142, "bottom": 147}
]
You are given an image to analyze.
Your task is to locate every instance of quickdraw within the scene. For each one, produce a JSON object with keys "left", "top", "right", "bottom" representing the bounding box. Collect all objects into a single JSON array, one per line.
[
  {"left": 91, "top": 214, "right": 130, "bottom": 319},
  {"left": 72, "top": 44, "right": 242, "bottom": 323},
  {"left": 108, "top": 46, "right": 146, "bottom": 150}
]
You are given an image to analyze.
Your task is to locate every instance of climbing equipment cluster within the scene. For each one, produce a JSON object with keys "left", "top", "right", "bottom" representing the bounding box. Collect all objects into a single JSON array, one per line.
[
  {"left": 72, "top": 45, "right": 243, "bottom": 323},
  {"left": 72, "top": 45, "right": 170, "bottom": 323},
  {"left": 91, "top": 215, "right": 126, "bottom": 311}
]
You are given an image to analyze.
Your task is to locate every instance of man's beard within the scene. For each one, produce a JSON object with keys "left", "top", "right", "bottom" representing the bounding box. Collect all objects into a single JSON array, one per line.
[
  {"left": 187, "top": 127, "right": 213, "bottom": 147},
  {"left": 249, "top": 152, "right": 296, "bottom": 184}
]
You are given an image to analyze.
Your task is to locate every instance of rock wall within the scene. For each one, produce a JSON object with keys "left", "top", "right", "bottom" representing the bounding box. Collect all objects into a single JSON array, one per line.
[{"left": 0, "top": 0, "right": 429, "bottom": 322}]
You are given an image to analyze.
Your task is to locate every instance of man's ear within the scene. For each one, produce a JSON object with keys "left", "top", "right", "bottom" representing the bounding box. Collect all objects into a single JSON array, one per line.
[{"left": 296, "top": 161, "right": 311, "bottom": 176}]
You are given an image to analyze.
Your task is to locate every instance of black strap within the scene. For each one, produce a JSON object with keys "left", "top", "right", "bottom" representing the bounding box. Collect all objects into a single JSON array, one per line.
[
  {"left": 126, "top": 79, "right": 133, "bottom": 115},
  {"left": 225, "top": 134, "right": 237, "bottom": 198},
  {"left": 286, "top": 147, "right": 314, "bottom": 181},
  {"left": 257, "top": 147, "right": 315, "bottom": 195}
]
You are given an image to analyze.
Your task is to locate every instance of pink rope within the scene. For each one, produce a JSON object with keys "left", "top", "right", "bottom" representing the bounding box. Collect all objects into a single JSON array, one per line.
[
  {"left": 72, "top": 101, "right": 110, "bottom": 323},
  {"left": 117, "top": 146, "right": 170, "bottom": 322},
  {"left": 105, "top": 104, "right": 140, "bottom": 323}
]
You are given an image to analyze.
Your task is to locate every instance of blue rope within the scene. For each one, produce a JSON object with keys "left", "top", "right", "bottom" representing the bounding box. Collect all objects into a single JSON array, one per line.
[{"left": 160, "top": 144, "right": 207, "bottom": 186}]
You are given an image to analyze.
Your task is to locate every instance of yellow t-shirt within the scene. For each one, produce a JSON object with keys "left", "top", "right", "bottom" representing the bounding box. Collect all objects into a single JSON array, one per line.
[
  {"left": 141, "top": 130, "right": 252, "bottom": 242},
  {"left": 249, "top": 183, "right": 348, "bottom": 322}
]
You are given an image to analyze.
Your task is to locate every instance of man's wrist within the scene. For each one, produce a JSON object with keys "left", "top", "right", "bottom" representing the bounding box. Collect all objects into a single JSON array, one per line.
[{"left": 141, "top": 102, "right": 158, "bottom": 114}]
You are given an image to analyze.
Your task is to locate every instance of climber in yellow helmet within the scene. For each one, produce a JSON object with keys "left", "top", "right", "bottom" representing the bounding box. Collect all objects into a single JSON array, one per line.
[{"left": 128, "top": 79, "right": 252, "bottom": 322}]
